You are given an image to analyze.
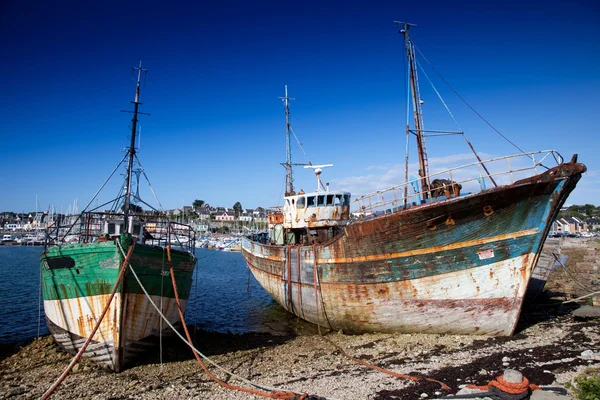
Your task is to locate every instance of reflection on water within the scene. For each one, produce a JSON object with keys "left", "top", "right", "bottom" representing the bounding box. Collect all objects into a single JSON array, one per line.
[
  {"left": 0, "top": 246, "right": 47, "bottom": 343},
  {"left": 188, "top": 248, "right": 317, "bottom": 335},
  {"left": 0, "top": 246, "right": 314, "bottom": 344}
]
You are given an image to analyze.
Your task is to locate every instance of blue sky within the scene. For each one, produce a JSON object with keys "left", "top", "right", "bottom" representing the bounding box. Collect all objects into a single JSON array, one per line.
[{"left": 1, "top": 0, "right": 598, "bottom": 214}]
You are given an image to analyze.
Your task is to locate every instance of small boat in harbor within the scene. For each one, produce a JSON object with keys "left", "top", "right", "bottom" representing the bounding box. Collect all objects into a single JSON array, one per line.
[
  {"left": 40, "top": 64, "right": 197, "bottom": 371},
  {"left": 241, "top": 23, "right": 586, "bottom": 336},
  {"left": 1, "top": 234, "right": 16, "bottom": 245}
]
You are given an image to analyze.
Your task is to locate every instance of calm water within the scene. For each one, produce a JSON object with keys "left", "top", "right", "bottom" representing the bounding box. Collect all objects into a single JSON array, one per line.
[{"left": 0, "top": 246, "right": 293, "bottom": 344}]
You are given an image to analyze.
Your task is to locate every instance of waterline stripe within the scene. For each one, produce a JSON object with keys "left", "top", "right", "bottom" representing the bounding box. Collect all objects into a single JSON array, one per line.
[
  {"left": 319, "top": 228, "right": 539, "bottom": 264},
  {"left": 246, "top": 228, "right": 539, "bottom": 264}
]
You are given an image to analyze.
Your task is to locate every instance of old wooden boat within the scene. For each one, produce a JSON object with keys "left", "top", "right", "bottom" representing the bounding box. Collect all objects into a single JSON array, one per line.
[
  {"left": 41, "top": 64, "right": 197, "bottom": 371},
  {"left": 241, "top": 24, "right": 586, "bottom": 336}
]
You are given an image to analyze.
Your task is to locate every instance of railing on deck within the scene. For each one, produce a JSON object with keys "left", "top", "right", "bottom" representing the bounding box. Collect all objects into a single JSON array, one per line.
[
  {"left": 353, "top": 150, "right": 563, "bottom": 216},
  {"left": 45, "top": 212, "right": 196, "bottom": 254}
]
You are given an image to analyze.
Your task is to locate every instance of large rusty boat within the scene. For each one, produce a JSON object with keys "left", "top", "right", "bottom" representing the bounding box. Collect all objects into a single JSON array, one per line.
[
  {"left": 241, "top": 24, "right": 586, "bottom": 336},
  {"left": 40, "top": 64, "right": 197, "bottom": 371}
]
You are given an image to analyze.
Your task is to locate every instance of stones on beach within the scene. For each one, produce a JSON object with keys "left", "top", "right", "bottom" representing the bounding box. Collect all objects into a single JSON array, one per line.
[
  {"left": 4, "top": 385, "right": 27, "bottom": 398},
  {"left": 503, "top": 369, "right": 523, "bottom": 384},
  {"left": 580, "top": 350, "right": 594, "bottom": 359}
]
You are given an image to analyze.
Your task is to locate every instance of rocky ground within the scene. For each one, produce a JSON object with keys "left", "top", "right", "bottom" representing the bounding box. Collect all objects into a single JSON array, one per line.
[{"left": 1, "top": 238, "right": 599, "bottom": 400}]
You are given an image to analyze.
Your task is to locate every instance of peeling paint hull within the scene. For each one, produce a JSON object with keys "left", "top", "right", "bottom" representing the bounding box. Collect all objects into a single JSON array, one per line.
[
  {"left": 41, "top": 238, "right": 196, "bottom": 371},
  {"left": 242, "top": 163, "right": 584, "bottom": 336}
]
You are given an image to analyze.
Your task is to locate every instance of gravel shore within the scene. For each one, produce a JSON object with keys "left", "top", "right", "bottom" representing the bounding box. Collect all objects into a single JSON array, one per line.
[{"left": 1, "top": 239, "right": 598, "bottom": 399}]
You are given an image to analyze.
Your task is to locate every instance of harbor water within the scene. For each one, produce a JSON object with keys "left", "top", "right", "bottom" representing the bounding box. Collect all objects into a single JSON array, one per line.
[{"left": 0, "top": 246, "right": 296, "bottom": 344}]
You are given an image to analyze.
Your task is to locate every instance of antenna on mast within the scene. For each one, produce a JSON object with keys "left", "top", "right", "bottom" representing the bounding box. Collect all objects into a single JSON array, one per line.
[
  {"left": 279, "top": 85, "right": 296, "bottom": 196},
  {"left": 304, "top": 164, "right": 333, "bottom": 192}
]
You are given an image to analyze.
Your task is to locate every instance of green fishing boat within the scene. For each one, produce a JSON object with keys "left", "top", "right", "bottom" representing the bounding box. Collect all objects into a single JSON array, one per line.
[{"left": 40, "top": 64, "right": 197, "bottom": 371}]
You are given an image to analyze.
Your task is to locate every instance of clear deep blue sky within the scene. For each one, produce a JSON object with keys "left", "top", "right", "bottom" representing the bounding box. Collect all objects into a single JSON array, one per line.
[{"left": 1, "top": 0, "right": 598, "bottom": 214}]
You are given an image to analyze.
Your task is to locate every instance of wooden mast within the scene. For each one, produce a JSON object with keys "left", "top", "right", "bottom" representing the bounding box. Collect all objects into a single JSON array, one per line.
[
  {"left": 279, "top": 85, "right": 296, "bottom": 196},
  {"left": 123, "top": 62, "right": 146, "bottom": 232},
  {"left": 399, "top": 22, "right": 431, "bottom": 199}
]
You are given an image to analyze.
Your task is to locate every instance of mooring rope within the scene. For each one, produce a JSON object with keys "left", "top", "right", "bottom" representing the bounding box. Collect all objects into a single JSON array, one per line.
[
  {"left": 160, "top": 244, "right": 165, "bottom": 369},
  {"left": 37, "top": 259, "right": 43, "bottom": 338},
  {"left": 115, "top": 242, "right": 316, "bottom": 399},
  {"left": 312, "top": 243, "right": 322, "bottom": 336},
  {"left": 42, "top": 239, "right": 135, "bottom": 400},
  {"left": 321, "top": 334, "right": 451, "bottom": 391},
  {"left": 165, "top": 245, "right": 306, "bottom": 399},
  {"left": 307, "top": 243, "right": 448, "bottom": 391}
]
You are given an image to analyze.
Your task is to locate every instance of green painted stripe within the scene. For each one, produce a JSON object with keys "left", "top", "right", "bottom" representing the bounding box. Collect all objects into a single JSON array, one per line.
[{"left": 41, "top": 241, "right": 196, "bottom": 301}]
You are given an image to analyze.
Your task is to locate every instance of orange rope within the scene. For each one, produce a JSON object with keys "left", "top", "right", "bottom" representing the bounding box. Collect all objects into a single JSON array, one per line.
[
  {"left": 42, "top": 239, "right": 135, "bottom": 399},
  {"left": 312, "top": 243, "right": 322, "bottom": 336},
  {"left": 166, "top": 245, "right": 306, "bottom": 400},
  {"left": 467, "top": 374, "right": 540, "bottom": 394},
  {"left": 307, "top": 245, "right": 447, "bottom": 391},
  {"left": 287, "top": 245, "right": 292, "bottom": 312},
  {"left": 297, "top": 246, "right": 301, "bottom": 316},
  {"left": 321, "top": 336, "right": 451, "bottom": 391}
]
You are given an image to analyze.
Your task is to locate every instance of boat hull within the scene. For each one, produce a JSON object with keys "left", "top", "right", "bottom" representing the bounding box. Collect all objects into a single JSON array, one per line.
[
  {"left": 41, "top": 237, "right": 196, "bottom": 371},
  {"left": 242, "top": 163, "right": 584, "bottom": 335}
]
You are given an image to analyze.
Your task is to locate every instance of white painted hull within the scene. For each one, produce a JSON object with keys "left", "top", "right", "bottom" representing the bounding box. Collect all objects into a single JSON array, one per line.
[{"left": 44, "top": 293, "right": 187, "bottom": 370}]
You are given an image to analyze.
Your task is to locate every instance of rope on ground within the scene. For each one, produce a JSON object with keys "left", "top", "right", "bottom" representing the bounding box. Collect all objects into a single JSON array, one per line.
[
  {"left": 313, "top": 244, "right": 451, "bottom": 391},
  {"left": 319, "top": 335, "right": 451, "bottom": 391},
  {"left": 42, "top": 239, "right": 136, "bottom": 400},
  {"left": 166, "top": 245, "right": 307, "bottom": 400},
  {"left": 562, "top": 290, "right": 600, "bottom": 304},
  {"left": 465, "top": 374, "right": 540, "bottom": 400},
  {"left": 534, "top": 254, "right": 599, "bottom": 306},
  {"left": 308, "top": 244, "right": 448, "bottom": 391},
  {"left": 116, "top": 242, "right": 317, "bottom": 399},
  {"left": 555, "top": 254, "right": 597, "bottom": 293}
]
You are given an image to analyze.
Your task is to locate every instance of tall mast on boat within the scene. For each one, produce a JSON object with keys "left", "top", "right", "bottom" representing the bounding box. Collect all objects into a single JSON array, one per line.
[
  {"left": 279, "top": 85, "right": 295, "bottom": 196},
  {"left": 123, "top": 62, "right": 146, "bottom": 233},
  {"left": 398, "top": 22, "right": 431, "bottom": 199}
]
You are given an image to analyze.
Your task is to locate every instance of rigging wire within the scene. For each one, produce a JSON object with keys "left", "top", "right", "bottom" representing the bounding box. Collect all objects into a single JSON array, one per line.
[
  {"left": 55, "top": 153, "right": 129, "bottom": 241},
  {"left": 289, "top": 126, "right": 312, "bottom": 165},
  {"left": 415, "top": 59, "right": 498, "bottom": 187},
  {"left": 289, "top": 121, "right": 327, "bottom": 192},
  {"left": 416, "top": 59, "right": 462, "bottom": 132},
  {"left": 412, "top": 44, "right": 529, "bottom": 157},
  {"left": 134, "top": 154, "right": 165, "bottom": 212}
]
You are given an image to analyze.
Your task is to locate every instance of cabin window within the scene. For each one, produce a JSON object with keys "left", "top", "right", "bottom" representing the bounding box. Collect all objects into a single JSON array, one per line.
[
  {"left": 297, "top": 197, "right": 306, "bottom": 209},
  {"left": 119, "top": 224, "right": 124, "bottom": 234},
  {"left": 133, "top": 224, "right": 141, "bottom": 235},
  {"left": 343, "top": 195, "right": 350, "bottom": 206},
  {"left": 46, "top": 257, "right": 75, "bottom": 270},
  {"left": 317, "top": 195, "right": 325, "bottom": 206},
  {"left": 326, "top": 194, "right": 334, "bottom": 206},
  {"left": 307, "top": 196, "right": 316, "bottom": 207},
  {"left": 291, "top": 199, "right": 295, "bottom": 207},
  {"left": 108, "top": 223, "right": 116, "bottom": 234},
  {"left": 334, "top": 195, "right": 342, "bottom": 206}
]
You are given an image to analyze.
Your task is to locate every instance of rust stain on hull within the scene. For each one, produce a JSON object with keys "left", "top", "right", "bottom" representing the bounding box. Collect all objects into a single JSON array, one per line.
[{"left": 242, "top": 163, "right": 585, "bottom": 336}]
